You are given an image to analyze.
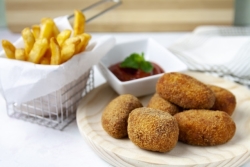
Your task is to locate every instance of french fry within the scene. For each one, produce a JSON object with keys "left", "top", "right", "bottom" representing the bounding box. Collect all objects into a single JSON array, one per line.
[
  {"left": 22, "top": 27, "right": 35, "bottom": 57},
  {"left": 60, "top": 36, "right": 81, "bottom": 62},
  {"left": 32, "top": 25, "right": 41, "bottom": 40},
  {"left": 51, "top": 20, "right": 60, "bottom": 37},
  {"left": 41, "top": 17, "right": 49, "bottom": 23},
  {"left": 44, "top": 47, "right": 51, "bottom": 58},
  {"left": 50, "top": 37, "right": 61, "bottom": 65},
  {"left": 40, "top": 56, "right": 50, "bottom": 65},
  {"left": 75, "top": 34, "right": 86, "bottom": 54},
  {"left": 40, "top": 48, "right": 51, "bottom": 64},
  {"left": 73, "top": 10, "right": 85, "bottom": 36},
  {"left": 41, "top": 18, "right": 60, "bottom": 37},
  {"left": 1, "top": 40, "right": 16, "bottom": 59},
  {"left": 56, "top": 29, "right": 71, "bottom": 47},
  {"left": 61, "top": 43, "right": 75, "bottom": 63},
  {"left": 44, "top": 46, "right": 51, "bottom": 57},
  {"left": 63, "top": 36, "right": 81, "bottom": 46},
  {"left": 2, "top": 9, "right": 90, "bottom": 64},
  {"left": 75, "top": 33, "right": 92, "bottom": 53},
  {"left": 39, "top": 18, "right": 54, "bottom": 40},
  {"left": 81, "top": 33, "right": 92, "bottom": 51},
  {"left": 82, "top": 33, "right": 91, "bottom": 42},
  {"left": 15, "top": 48, "right": 26, "bottom": 61},
  {"left": 28, "top": 38, "right": 49, "bottom": 63}
]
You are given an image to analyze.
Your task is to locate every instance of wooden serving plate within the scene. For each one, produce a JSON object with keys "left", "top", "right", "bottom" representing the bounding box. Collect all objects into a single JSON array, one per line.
[{"left": 76, "top": 72, "right": 250, "bottom": 167}]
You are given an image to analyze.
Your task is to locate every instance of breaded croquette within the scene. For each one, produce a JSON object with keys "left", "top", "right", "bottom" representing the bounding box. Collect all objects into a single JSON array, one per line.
[
  {"left": 156, "top": 72, "right": 215, "bottom": 109},
  {"left": 208, "top": 85, "right": 236, "bottom": 116},
  {"left": 174, "top": 110, "right": 236, "bottom": 146},
  {"left": 147, "top": 93, "right": 181, "bottom": 115},
  {"left": 128, "top": 107, "right": 179, "bottom": 152},
  {"left": 101, "top": 94, "right": 143, "bottom": 139}
]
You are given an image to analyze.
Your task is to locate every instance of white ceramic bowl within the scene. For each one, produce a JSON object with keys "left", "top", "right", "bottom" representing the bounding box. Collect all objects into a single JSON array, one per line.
[{"left": 97, "top": 38, "right": 188, "bottom": 97}]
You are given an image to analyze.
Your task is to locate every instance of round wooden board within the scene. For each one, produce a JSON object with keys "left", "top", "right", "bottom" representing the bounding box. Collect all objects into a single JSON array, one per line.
[{"left": 76, "top": 72, "right": 250, "bottom": 167}]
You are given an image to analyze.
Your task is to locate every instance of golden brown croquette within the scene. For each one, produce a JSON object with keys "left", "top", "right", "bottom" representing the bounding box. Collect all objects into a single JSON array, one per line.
[
  {"left": 174, "top": 110, "right": 236, "bottom": 146},
  {"left": 101, "top": 94, "right": 143, "bottom": 139},
  {"left": 128, "top": 107, "right": 179, "bottom": 152},
  {"left": 208, "top": 85, "right": 236, "bottom": 116},
  {"left": 147, "top": 93, "right": 181, "bottom": 115},
  {"left": 156, "top": 72, "right": 215, "bottom": 109}
]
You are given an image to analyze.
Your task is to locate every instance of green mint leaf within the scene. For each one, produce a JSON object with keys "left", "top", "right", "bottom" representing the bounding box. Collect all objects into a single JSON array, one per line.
[
  {"left": 120, "top": 52, "right": 153, "bottom": 73},
  {"left": 140, "top": 61, "right": 153, "bottom": 73},
  {"left": 120, "top": 54, "right": 139, "bottom": 69}
]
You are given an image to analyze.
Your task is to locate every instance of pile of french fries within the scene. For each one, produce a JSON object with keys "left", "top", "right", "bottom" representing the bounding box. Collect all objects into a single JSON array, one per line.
[{"left": 1, "top": 10, "right": 91, "bottom": 65}]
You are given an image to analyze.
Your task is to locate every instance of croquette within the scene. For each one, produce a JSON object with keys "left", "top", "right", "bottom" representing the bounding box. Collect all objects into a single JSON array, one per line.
[
  {"left": 156, "top": 72, "right": 215, "bottom": 109},
  {"left": 128, "top": 107, "right": 179, "bottom": 152},
  {"left": 101, "top": 94, "right": 143, "bottom": 139},
  {"left": 208, "top": 85, "right": 236, "bottom": 116},
  {"left": 174, "top": 110, "right": 236, "bottom": 146},
  {"left": 147, "top": 93, "right": 181, "bottom": 115}
]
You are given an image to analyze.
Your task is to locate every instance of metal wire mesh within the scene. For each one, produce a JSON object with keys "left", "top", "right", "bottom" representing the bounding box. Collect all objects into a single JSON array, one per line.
[{"left": 6, "top": 69, "right": 94, "bottom": 130}]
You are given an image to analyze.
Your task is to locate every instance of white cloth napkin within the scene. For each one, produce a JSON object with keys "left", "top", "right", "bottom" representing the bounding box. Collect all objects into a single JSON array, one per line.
[
  {"left": 168, "top": 26, "right": 250, "bottom": 86},
  {"left": 0, "top": 16, "right": 116, "bottom": 104}
]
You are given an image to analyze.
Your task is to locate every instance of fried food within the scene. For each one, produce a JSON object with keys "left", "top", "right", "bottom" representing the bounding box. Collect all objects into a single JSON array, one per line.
[
  {"left": 128, "top": 107, "right": 179, "bottom": 152},
  {"left": 50, "top": 37, "right": 61, "bottom": 65},
  {"left": 102, "top": 94, "right": 143, "bottom": 139},
  {"left": 81, "top": 33, "right": 91, "bottom": 48},
  {"left": 61, "top": 43, "right": 75, "bottom": 63},
  {"left": 31, "top": 25, "right": 41, "bottom": 40},
  {"left": 42, "top": 18, "right": 60, "bottom": 37},
  {"left": 28, "top": 38, "right": 49, "bottom": 63},
  {"left": 56, "top": 29, "right": 72, "bottom": 47},
  {"left": 39, "top": 18, "right": 54, "bottom": 40},
  {"left": 61, "top": 36, "right": 81, "bottom": 62},
  {"left": 2, "top": 9, "right": 89, "bottom": 64},
  {"left": 21, "top": 27, "right": 35, "bottom": 56},
  {"left": 156, "top": 72, "right": 215, "bottom": 109},
  {"left": 174, "top": 110, "right": 236, "bottom": 146},
  {"left": 208, "top": 85, "right": 236, "bottom": 116},
  {"left": 40, "top": 55, "right": 50, "bottom": 65},
  {"left": 15, "top": 48, "right": 26, "bottom": 61},
  {"left": 63, "top": 36, "right": 81, "bottom": 46},
  {"left": 1, "top": 40, "right": 16, "bottom": 59},
  {"left": 73, "top": 10, "right": 85, "bottom": 36},
  {"left": 147, "top": 93, "right": 181, "bottom": 115}
]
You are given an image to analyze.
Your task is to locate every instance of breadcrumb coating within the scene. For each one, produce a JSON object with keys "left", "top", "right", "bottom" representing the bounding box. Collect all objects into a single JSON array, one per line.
[
  {"left": 102, "top": 94, "right": 143, "bottom": 139},
  {"left": 208, "top": 85, "right": 236, "bottom": 116},
  {"left": 174, "top": 110, "right": 236, "bottom": 146},
  {"left": 156, "top": 72, "right": 215, "bottom": 109},
  {"left": 147, "top": 93, "right": 181, "bottom": 115},
  {"left": 128, "top": 107, "right": 179, "bottom": 152}
]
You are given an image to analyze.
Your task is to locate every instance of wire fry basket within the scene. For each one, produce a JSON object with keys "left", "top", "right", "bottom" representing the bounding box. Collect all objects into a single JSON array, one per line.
[
  {"left": 6, "top": 69, "right": 94, "bottom": 130},
  {"left": 3, "top": 0, "right": 121, "bottom": 130}
]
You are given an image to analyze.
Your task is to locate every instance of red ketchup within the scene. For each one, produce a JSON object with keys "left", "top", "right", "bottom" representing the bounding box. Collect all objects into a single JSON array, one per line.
[{"left": 109, "top": 62, "right": 164, "bottom": 81}]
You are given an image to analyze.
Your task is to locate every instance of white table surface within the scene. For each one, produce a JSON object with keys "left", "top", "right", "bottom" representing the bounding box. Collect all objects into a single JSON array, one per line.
[{"left": 0, "top": 28, "right": 249, "bottom": 167}]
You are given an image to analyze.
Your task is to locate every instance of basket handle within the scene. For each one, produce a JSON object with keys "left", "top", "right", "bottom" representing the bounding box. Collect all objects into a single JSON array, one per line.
[{"left": 67, "top": 0, "right": 122, "bottom": 23}]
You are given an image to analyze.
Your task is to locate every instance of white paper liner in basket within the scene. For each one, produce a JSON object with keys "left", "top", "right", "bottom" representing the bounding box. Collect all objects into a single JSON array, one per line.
[
  {"left": 168, "top": 26, "right": 250, "bottom": 87},
  {"left": 0, "top": 15, "right": 116, "bottom": 107}
]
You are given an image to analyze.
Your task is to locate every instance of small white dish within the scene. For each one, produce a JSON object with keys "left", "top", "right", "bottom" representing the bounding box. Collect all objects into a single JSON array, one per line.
[{"left": 97, "top": 38, "right": 188, "bottom": 97}]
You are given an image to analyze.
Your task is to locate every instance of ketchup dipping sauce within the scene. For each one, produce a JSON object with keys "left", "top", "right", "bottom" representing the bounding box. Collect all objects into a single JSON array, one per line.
[{"left": 109, "top": 62, "right": 164, "bottom": 82}]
